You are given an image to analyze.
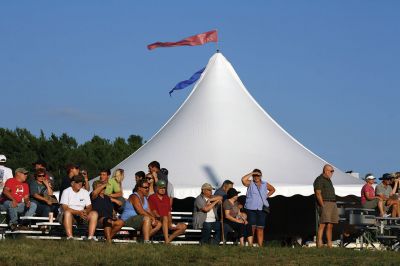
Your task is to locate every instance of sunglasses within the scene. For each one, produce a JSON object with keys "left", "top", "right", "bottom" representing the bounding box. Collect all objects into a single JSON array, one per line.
[
  {"left": 142, "top": 186, "right": 150, "bottom": 190},
  {"left": 330, "top": 170, "right": 335, "bottom": 173}
]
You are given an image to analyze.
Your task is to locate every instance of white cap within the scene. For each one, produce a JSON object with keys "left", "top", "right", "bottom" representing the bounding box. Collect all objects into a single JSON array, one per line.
[
  {"left": 0, "top": 155, "right": 6, "bottom": 163},
  {"left": 365, "top": 174, "right": 375, "bottom": 180}
]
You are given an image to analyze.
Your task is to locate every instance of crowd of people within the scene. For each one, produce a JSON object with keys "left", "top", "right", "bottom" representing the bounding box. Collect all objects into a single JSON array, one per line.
[
  {"left": 0, "top": 154, "right": 277, "bottom": 245},
  {"left": 2, "top": 152, "right": 398, "bottom": 246},
  {"left": 314, "top": 165, "right": 400, "bottom": 248}
]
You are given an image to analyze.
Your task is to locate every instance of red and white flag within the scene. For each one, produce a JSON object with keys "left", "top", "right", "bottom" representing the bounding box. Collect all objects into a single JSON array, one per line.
[{"left": 147, "top": 30, "right": 218, "bottom": 50}]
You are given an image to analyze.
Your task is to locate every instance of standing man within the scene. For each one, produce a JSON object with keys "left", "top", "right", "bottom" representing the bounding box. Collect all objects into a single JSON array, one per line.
[
  {"left": 59, "top": 164, "right": 80, "bottom": 200},
  {"left": 0, "top": 155, "right": 13, "bottom": 195},
  {"left": 313, "top": 164, "right": 339, "bottom": 248},
  {"left": 214, "top": 180, "right": 234, "bottom": 199}
]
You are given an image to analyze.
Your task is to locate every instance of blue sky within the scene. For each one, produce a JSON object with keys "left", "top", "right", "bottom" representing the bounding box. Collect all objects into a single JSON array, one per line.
[{"left": 1, "top": 1, "right": 399, "bottom": 178}]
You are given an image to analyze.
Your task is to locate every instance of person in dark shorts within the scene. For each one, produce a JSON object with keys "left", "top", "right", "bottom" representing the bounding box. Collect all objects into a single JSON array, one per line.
[
  {"left": 313, "top": 164, "right": 339, "bottom": 248},
  {"left": 91, "top": 180, "right": 124, "bottom": 243},
  {"left": 242, "top": 169, "right": 276, "bottom": 247}
]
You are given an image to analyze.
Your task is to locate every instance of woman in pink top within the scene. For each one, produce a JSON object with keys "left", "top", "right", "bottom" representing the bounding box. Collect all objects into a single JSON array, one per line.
[{"left": 361, "top": 174, "right": 384, "bottom": 216}]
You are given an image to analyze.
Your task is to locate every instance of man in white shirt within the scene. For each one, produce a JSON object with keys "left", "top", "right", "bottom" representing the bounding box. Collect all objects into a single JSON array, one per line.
[
  {"left": 59, "top": 175, "right": 98, "bottom": 240},
  {"left": 0, "top": 155, "right": 13, "bottom": 195}
]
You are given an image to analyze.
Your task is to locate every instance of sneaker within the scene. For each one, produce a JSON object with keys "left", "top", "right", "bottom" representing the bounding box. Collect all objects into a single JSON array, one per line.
[
  {"left": 17, "top": 224, "right": 29, "bottom": 230},
  {"left": 143, "top": 240, "right": 151, "bottom": 244},
  {"left": 87, "top": 236, "right": 98, "bottom": 242},
  {"left": 9, "top": 224, "right": 18, "bottom": 231},
  {"left": 66, "top": 236, "right": 74, "bottom": 240},
  {"left": 383, "top": 214, "right": 391, "bottom": 218}
]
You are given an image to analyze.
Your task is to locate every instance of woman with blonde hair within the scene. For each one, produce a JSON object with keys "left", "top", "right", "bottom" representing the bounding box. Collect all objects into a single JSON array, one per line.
[{"left": 105, "top": 168, "right": 126, "bottom": 213}]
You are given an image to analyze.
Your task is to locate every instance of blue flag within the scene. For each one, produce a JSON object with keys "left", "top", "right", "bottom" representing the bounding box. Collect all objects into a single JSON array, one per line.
[{"left": 169, "top": 67, "right": 205, "bottom": 96}]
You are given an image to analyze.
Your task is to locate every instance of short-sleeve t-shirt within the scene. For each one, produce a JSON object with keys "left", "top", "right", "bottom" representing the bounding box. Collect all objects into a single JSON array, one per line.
[
  {"left": 313, "top": 174, "right": 336, "bottom": 201},
  {"left": 105, "top": 178, "right": 121, "bottom": 195},
  {"left": 0, "top": 166, "right": 13, "bottom": 194},
  {"left": 361, "top": 184, "right": 375, "bottom": 205},
  {"left": 29, "top": 180, "right": 48, "bottom": 197},
  {"left": 91, "top": 193, "right": 113, "bottom": 218},
  {"left": 148, "top": 194, "right": 171, "bottom": 217},
  {"left": 0, "top": 178, "right": 29, "bottom": 203},
  {"left": 375, "top": 183, "right": 392, "bottom": 198},
  {"left": 223, "top": 199, "right": 240, "bottom": 219},
  {"left": 60, "top": 187, "right": 91, "bottom": 211}
]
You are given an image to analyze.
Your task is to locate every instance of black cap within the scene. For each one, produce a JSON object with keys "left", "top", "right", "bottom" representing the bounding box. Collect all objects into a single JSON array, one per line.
[
  {"left": 227, "top": 188, "right": 241, "bottom": 199},
  {"left": 71, "top": 175, "right": 84, "bottom": 183},
  {"left": 379, "top": 173, "right": 393, "bottom": 180}
]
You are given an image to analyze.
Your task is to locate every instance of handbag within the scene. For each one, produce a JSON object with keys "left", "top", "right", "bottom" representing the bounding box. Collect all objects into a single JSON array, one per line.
[{"left": 255, "top": 183, "right": 270, "bottom": 214}]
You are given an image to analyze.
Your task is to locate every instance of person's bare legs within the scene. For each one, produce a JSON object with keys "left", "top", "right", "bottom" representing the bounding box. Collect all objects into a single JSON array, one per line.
[
  {"left": 378, "top": 200, "right": 385, "bottom": 217},
  {"left": 87, "top": 211, "right": 98, "bottom": 237},
  {"left": 247, "top": 235, "right": 254, "bottom": 246},
  {"left": 63, "top": 211, "right": 74, "bottom": 238},
  {"left": 167, "top": 223, "right": 187, "bottom": 243},
  {"left": 110, "top": 219, "right": 124, "bottom": 239},
  {"left": 239, "top": 237, "right": 245, "bottom": 246},
  {"left": 161, "top": 216, "right": 169, "bottom": 243},
  {"left": 256, "top": 227, "right": 264, "bottom": 247},
  {"left": 149, "top": 220, "right": 162, "bottom": 238},
  {"left": 142, "top": 217, "right": 151, "bottom": 241},
  {"left": 104, "top": 227, "right": 112, "bottom": 243},
  {"left": 317, "top": 223, "right": 326, "bottom": 248},
  {"left": 326, "top": 223, "right": 333, "bottom": 248}
]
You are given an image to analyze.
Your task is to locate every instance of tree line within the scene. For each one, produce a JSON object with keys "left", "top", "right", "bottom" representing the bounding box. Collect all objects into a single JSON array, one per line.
[{"left": 0, "top": 128, "right": 143, "bottom": 190}]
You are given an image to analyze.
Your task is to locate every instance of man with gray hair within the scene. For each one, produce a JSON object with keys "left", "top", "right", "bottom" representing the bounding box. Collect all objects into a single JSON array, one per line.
[
  {"left": 193, "top": 183, "right": 222, "bottom": 245},
  {"left": 313, "top": 164, "right": 339, "bottom": 248}
]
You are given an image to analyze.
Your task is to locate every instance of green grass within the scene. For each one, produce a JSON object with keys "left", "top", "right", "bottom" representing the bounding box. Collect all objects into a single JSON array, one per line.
[{"left": 0, "top": 239, "right": 399, "bottom": 265}]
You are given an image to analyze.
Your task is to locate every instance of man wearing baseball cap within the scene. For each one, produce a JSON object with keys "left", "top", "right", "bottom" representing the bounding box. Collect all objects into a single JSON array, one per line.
[
  {"left": 0, "top": 155, "right": 13, "bottom": 195},
  {"left": 375, "top": 173, "right": 399, "bottom": 217},
  {"left": 148, "top": 180, "right": 187, "bottom": 244},
  {"left": 360, "top": 174, "right": 384, "bottom": 216},
  {"left": 193, "top": 183, "right": 222, "bottom": 245},
  {"left": 0, "top": 168, "right": 37, "bottom": 230}
]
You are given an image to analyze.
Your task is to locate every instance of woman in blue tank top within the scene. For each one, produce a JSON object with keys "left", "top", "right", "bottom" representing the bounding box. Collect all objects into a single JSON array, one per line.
[{"left": 242, "top": 168, "right": 276, "bottom": 247}]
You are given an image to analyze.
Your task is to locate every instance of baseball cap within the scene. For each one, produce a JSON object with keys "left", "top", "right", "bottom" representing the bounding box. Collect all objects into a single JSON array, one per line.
[
  {"left": 0, "top": 155, "right": 6, "bottom": 163},
  {"left": 379, "top": 173, "right": 393, "bottom": 180},
  {"left": 71, "top": 175, "right": 84, "bottom": 183},
  {"left": 364, "top": 174, "right": 375, "bottom": 180},
  {"left": 227, "top": 188, "right": 241, "bottom": 199},
  {"left": 156, "top": 179, "right": 167, "bottom": 188},
  {"left": 15, "top": 168, "right": 29, "bottom": 174},
  {"left": 201, "top": 183, "right": 215, "bottom": 190}
]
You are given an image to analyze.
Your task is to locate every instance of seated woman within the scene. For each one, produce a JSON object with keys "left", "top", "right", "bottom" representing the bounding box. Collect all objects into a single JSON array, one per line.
[
  {"left": 105, "top": 169, "right": 126, "bottom": 213},
  {"left": 29, "top": 168, "right": 58, "bottom": 217},
  {"left": 145, "top": 173, "right": 155, "bottom": 196},
  {"left": 91, "top": 180, "right": 124, "bottom": 243},
  {"left": 120, "top": 179, "right": 161, "bottom": 243},
  {"left": 223, "top": 188, "right": 253, "bottom": 246},
  {"left": 361, "top": 174, "right": 384, "bottom": 216}
]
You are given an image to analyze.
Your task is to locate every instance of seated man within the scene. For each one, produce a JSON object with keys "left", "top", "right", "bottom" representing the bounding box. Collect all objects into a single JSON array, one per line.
[
  {"left": 193, "top": 183, "right": 222, "bottom": 245},
  {"left": 29, "top": 168, "right": 58, "bottom": 217},
  {"left": 0, "top": 168, "right": 37, "bottom": 230},
  {"left": 91, "top": 180, "right": 124, "bottom": 243},
  {"left": 59, "top": 175, "right": 98, "bottom": 240},
  {"left": 120, "top": 179, "right": 161, "bottom": 243},
  {"left": 375, "top": 173, "right": 399, "bottom": 217},
  {"left": 360, "top": 174, "right": 384, "bottom": 216},
  {"left": 148, "top": 180, "right": 187, "bottom": 244}
]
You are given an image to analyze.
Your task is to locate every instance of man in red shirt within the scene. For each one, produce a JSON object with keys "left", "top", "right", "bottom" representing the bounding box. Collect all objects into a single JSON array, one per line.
[
  {"left": 148, "top": 180, "right": 186, "bottom": 244},
  {"left": 0, "top": 168, "right": 37, "bottom": 230}
]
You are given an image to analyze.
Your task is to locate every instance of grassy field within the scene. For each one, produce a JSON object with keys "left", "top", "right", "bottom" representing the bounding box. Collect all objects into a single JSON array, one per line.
[{"left": 0, "top": 240, "right": 399, "bottom": 265}]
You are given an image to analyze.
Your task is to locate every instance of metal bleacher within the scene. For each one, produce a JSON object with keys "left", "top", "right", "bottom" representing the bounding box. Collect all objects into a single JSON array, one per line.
[{"left": 0, "top": 211, "right": 208, "bottom": 244}]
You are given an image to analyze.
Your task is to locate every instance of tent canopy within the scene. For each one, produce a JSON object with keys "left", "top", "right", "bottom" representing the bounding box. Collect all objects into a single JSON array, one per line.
[{"left": 115, "top": 52, "right": 363, "bottom": 198}]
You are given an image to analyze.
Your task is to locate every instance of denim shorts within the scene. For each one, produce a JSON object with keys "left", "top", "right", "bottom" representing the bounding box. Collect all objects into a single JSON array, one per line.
[{"left": 245, "top": 209, "right": 267, "bottom": 228}]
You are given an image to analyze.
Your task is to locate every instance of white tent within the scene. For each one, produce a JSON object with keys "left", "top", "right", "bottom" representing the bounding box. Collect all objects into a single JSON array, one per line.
[{"left": 115, "top": 52, "right": 363, "bottom": 198}]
